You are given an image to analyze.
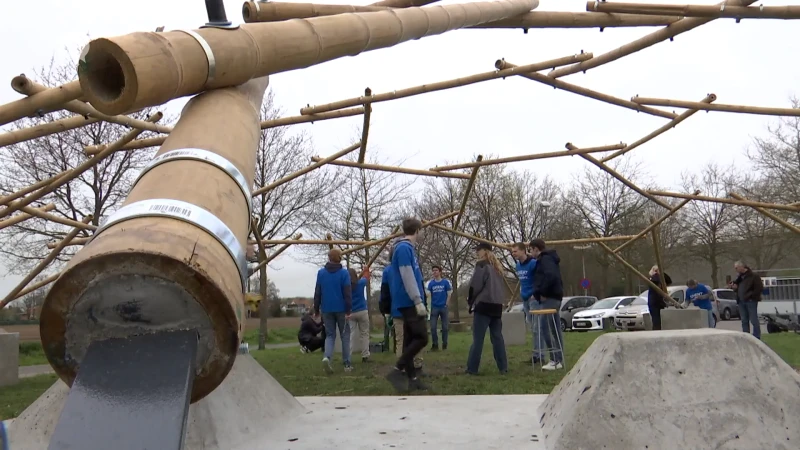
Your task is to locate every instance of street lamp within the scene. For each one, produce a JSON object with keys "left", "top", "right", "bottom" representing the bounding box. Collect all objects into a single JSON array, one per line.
[
  {"left": 539, "top": 200, "right": 551, "bottom": 238},
  {"left": 574, "top": 244, "right": 592, "bottom": 295}
]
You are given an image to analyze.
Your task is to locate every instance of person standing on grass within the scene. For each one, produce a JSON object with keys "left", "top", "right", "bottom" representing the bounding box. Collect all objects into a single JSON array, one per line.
[
  {"left": 314, "top": 248, "right": 353, "bottom": 374},
  {"left": 386, "top": 240, "right": 426, "bottom": 376},
  {"left": 686, "top": 279, "right": 716, "bottom": 328},
  {"left": 348, "top": 267, "right": 372, "bottom": 362},
  {"left": 530, "top": 238, "right": 565, "bottom": 371},
  {"left": 512, "top": 242, "right": 541, "bottom": 363},
  {"left": 731, "top": 261, "right": 763, "bottom": 339},
  {"left": 298, "top": 311, "right": 325, "bottom": 353},
  {"left": 465, "top": 243, "right": 508, "bottom": 375},
  {"left": 647, "top": 265, "right": 672, "bottom": 331},
  {"left": 427, "top": 265, "right": 452, "bottom": 351},
  {"left": 385, "top": 218, "right": 430, "bottom": 392}
]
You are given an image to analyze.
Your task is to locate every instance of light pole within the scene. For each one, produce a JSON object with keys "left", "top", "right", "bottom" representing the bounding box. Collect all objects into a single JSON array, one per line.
[
  {"left": 574, "top": 244, "right": 592, "bottom": 295},
  {"left": 539, "top": 200, "right": 551, "bottom": 238}
]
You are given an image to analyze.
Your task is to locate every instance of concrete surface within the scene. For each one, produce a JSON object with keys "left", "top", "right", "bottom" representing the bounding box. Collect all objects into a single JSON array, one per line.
[
  {"left": 0, "top": 331, "right": 19, "bottom": 387},
  {"left": 501, "top": 311, "right": 526, "bottom": 346},
  {"left": 662, "top": 308, "right": 709, "bottom": 330},
  {"left": 539, "top": 329, "right": 800, "bottom": 450},
  {"left": 19, "top": 364, "right": 54, "bottom": 378}
]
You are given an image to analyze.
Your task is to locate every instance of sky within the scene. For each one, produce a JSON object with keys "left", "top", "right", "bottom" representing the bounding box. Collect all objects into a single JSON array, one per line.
[{"left": 1, "top": 0, "right": 798, "bottom": 300}]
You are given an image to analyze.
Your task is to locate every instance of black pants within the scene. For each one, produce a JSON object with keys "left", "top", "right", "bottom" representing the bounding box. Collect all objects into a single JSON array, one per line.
[
  {"left": 396, "top": 306, "right": 429, "bottom": 379},
  {"left": 299, "top": 335, "right": 324, "bottom": 352},
  {"left": 649, "top": 304, "right": 663, "bottom": 330}
]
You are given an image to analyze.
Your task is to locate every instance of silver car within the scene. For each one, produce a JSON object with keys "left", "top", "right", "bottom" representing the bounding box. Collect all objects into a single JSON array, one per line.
[
  {"left": 615, "top": 286, "right": 719, "bottom": 330},
  {"left": 559, "top": 296, "right": 598, "bottom": 331},
  {"left": 714, "top": 288, "right": 739, "bottom": 320}
]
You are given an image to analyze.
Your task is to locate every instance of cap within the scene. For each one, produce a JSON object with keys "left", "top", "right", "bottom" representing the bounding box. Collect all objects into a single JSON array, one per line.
[{"left": 474, "top": 242, "right": 493, "bottom": 251}]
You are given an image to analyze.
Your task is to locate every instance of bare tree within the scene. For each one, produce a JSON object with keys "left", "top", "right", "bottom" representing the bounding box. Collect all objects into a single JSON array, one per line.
[
  {"left": 0, "top": 59, "right": 164, "bottom": 273},
  {"left": 747, "top": 96, "right": 800, "bottom": 205}
]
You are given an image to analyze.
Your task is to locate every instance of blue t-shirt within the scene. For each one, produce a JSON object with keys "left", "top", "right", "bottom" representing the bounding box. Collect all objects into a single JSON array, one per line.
[
  {"left": 516, "top": 257, "right": 537, "bottom": 301},
  {"left": 427, "top": 278, "right": 452, "bottom": 309},
  {"left": 687, "top": 284, "right": 712, "bottom": 310},
  {"left": 351, "top": 278, "right": 368, "bottom": 312}
]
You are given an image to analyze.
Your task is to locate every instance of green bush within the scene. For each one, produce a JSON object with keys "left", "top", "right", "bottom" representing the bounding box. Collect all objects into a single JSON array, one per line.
[{"left": 0, "top": 319, "right": 39, "bottom": 326}]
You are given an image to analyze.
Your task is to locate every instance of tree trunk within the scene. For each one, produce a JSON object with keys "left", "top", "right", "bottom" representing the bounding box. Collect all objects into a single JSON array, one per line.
[
  {"left": 452, "top": 275, "right": 460, "bottom": 321},
  {"left": 258, "top": 263, "right": 268, "bottom": 350},
  {"left": 709, "top": 244, "right": 719, "bottom": 289}
]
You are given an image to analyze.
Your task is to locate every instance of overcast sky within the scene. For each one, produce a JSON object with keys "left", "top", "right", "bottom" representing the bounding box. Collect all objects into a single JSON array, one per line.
[{"left": 1, "top": 0, "right": 798, "bottom": 300}]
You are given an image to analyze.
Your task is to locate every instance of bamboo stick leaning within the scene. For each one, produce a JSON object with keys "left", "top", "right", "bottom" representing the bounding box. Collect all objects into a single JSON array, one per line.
[
  {"left": 0, "top": 80, "right": 82, "bottom": 127},
  {"left": 728, "top": 193, "right": 800, "bottom": 235},
  {"left": 431, "top": 143, "right": 626, "bottom": 172},
  {"left": 309, "top": 157, "right": 471, "bottom": 179},
  {"left": 632, "top": 96, "right": 800, "bottom": 117},
  {"left": 588, "top": 2, "right": 800, "bottom": 20},
  {"left": 471, "top": 10, "right": 680, "bottom": 28},
  {"left": 648, "top": 191, "right": 800, "bottom": 212}
]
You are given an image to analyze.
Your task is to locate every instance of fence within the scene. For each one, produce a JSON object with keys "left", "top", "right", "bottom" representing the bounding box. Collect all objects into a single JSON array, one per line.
[{"left": 760, "top": 278, "right": 800, "bottom": 316}]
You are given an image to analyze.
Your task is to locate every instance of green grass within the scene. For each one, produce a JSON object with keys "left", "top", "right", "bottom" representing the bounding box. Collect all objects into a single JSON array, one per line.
[
  {"left": 0, "top": 374, "right": 57, "bottom": 420},
  {"left": 762, "top": 333, "right": 800, "bottom": 367},
  {"left": 18, "top": 342, "right": 47, "bottom": 367},
  {"left": 242, "top": 327, "right": 297, "bottom": 346}
]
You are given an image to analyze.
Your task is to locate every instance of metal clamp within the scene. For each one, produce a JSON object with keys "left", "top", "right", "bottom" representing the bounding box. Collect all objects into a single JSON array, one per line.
[
  {"left": 133, "top": 148, "right": 253, "bottom": 217},
  {"left": 90, "top": 199, "right": 248, "bottom": 291},
  {"left": 175, "top": 30, "right": 217, "bottom": 85}
]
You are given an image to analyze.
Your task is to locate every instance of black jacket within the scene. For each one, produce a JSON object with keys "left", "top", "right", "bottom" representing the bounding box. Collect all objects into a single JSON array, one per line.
[
  {"left": 298, "top": 314, "right": 324, "bottom": 342},
  {"left": 647, "top": 272, "right": 672, "bottom": 309},
  {"left": 735, "top": 269, "right": 763, "bottom": 303},
  {"left": 379, "top": 279, "right": 392, "bottom": 315},
  {"left": 532, "top": 249, "right": 563, "bottom": 301}
]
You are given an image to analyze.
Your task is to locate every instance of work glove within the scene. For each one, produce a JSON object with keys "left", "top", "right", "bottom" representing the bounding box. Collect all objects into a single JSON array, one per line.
[{"left": 415, "top": 302, "right": 428, "bottom": 317}]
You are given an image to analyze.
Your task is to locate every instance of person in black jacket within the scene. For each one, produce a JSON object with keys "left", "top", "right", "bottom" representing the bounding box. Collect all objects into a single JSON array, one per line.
[
  {"left": 647, "top": 265, "right": 672, "bottom": 331},
  {"left": 530, "top": 239, "right": 565, "bottom": 371},
  {"left": 298, "top": 312, "right": 325, "bottom": 353},
  {"left": 731, "top": 261, "right": 763, "bottom": 339}
]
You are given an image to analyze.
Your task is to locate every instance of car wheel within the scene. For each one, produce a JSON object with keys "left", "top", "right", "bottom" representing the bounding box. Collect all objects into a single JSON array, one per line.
[
  {"left": 561, "top": 319, "right": 567, "bottom": 332},
  {"left": 723, "top": 308, "right": 731, "bottom": 321}
]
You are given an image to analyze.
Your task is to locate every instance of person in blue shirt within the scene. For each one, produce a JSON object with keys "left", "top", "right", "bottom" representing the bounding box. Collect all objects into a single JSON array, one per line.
[
  {"left": 385, "top": 218, "right": 429, "bottom": 393},
  {"left": 686, "top": 279, "right": 716, "bottom": 328},
  {"left": 426, "top": 265, "right": 452, "bottom": 351},
  {"left": 512, "top": 242, "right": 541, "bottom": 363},
  {"left": 348, "top": 267, "right": 372, "bottom": 362},
  {"left": 313, "top": 248, "right": 353, "bottom": 373}
]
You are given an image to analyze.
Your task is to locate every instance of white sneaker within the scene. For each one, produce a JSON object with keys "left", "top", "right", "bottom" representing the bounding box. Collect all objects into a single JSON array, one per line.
[
  {"left": 300, "top": 346, "right": 309, "bottom": 354},
  {"left": 542, "top": 361, "right": 564, "bottom": 371},
  {"left": 322, "top": 357, "right": 333, "bottom": 374}
]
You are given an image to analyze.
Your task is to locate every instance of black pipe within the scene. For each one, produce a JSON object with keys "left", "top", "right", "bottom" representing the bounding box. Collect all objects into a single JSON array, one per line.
[{"left": 205, "top": 0, "right": 232, "bottom": 27}]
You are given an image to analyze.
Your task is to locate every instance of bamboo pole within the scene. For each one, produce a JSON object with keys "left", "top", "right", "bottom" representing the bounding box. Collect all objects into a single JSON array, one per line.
[
  {"left": 0, "top": 203, "right": 56, "bottom": 231},
  {"left": 78, "top": 0, "right": 540, "bottom": 115},
  {"left": 496, "top": 60, "right": 677, "bottom": 119},
  {"left": 648, "top": 190, "right": 800, "bottom": 213},
  {"left": 40, "top": 77, "right": 270, "bottom": 403},
  {"left": 729, "top": 192, "right": 800, "bottom": 235},
  {"left": 546, "top": 235, "right": 638, "bottom": 245},
  {"left": 0, "top": 216, "right": 92, "bottom": 309},
  {"left": 250, "top": 217, "right": 270, "bottom": 350},
  {"left": 588, "top": 2, "right": 800, "bottom": 19},
  {"left": 19, "top": 206, "right": 98, "bottom": 231},
  {"left": 600, "top": 94, "right": 716, "bottom": 162},
  {"left": 0, "top": 113, "right": 163, "bottom": 221},
  {"left": 0, "top": 115, "right": 100, "bottom": 148},
  {"left": 358, "top": 88, "right": 373, "bottom": 164},
  {"left": 326, "top": 233, "right": 335, "bottom": 250},
  {"left": 431, "top": 223, "right": 510, "bottom": 249},
  {"left": 549, "top": 0, "right": 758, "bottom": 78},
  {"left": 369, "top": 0, "right": 440, "bottom": 7},
  {"left": 12, "top": 273, "right": 60, "bottom": 300},
  {"left": 309, "top": 156, "right": 471, "bottom": 179},
  {"left": 566, "top": 143, "right": 671, "bottom": 209},
  {"left": 431, "top": 143, "right": 625, "bottom": 172},
  {"left": 243, "top": 1, "right": 386, "bottom": 22},
  {"left": 361, "top": 225, "right": 399, "bottom": 277},
  {"left": 471, "top": 11, "right": 680, "bottom": 28},
  {"left": 257, "top": 239, "right": 368, "bottom": 245},
  {"left": 1, "top": 176, "right": 67, "bottom": 207},
  {"left": 453, "top": 155, "right": 483, "bottom": 232},
  {"left": 342, "top": 210, "right": 459, "bottom": 255},
  {"left": 632, "top": 96, "right": 800, "bottom": 118},
  {"left": 252, "top": 142, "right": 361, "bottom": 196},
  {"left": 300, "top": 52, "right": 591, "bottom": 115},
  {"left": 0, "top": 80, "right": 83, "bottom": 127},
  {"left": 12, "top": 75, "right": 172, "bottom": 134},
  {"left": 612, "top": 191, "right": 698, "bottom": 253},
  {"left": 597, "top": 241, "right": 674, "bottom": 306},
  {"left": 253, "top": 233, "right": 303, "bottom": 273}
]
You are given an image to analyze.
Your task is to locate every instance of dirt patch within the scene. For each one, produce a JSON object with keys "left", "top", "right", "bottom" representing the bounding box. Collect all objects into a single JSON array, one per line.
[{"left": 3, "top": 324, "right": 41, "bottom": 342}]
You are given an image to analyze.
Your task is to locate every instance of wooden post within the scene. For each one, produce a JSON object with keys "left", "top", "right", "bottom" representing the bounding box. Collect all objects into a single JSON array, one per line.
[
  {"left": 358, "top": 88, "right": 373, "bottom": 164},
  {"left": 430, "top": 143, "right": 625, "bottom": 172},
  {"left": 613, "top": 191, "right": 698, "bottom": 253},
  {"left": 453, "top": 155, "right": 483, "bottom": 232},
  {"left": 597, "top": 242, "right": 676, "bottom": 307},
  {"left": 250, "top": 217, "right": 269, "bottom": 350},
  {"left": 587, "top": 2, "right": 800, "bottom": 19},
  {"left": 252, "top": 142, "right": 361, "bottom": 196},
  {"left": 0, "top": 80, "right": 82, "bottom": 127},
  {"left": 310, "top": 157, "right": 471, "bottom": 179},
  {"left": 729, "top": 192, "right": 800, "bottom": 235},
  {"left": 647, "top": 190, "right": 800, "bottom": 213},
  {"left": 632, "top": 96, "right": 800, "bottom": 117}
]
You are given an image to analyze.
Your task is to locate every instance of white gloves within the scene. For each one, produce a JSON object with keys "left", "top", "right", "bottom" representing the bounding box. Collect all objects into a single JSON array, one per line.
[{"left": 415, "top": 302, "right": 428, "bottom": 317}]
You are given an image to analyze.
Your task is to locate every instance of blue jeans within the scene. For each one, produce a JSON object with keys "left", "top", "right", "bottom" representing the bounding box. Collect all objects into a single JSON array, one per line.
[
  {"left": 323, "top": 312, "right": 351, "bottom": 364},
  {"left": 739, "top": 302, "right": 761, "bottom": 339},
  {"left": 467, "top": 312, "right": 508, "bottom": 374},
  {"left": 430, "top": 306, "right": 449, "bottom": 347},
  {"left": 701, "top": 308, "right": 715, "bottom": 328},
  {"left": 538, "top": 298, "right": 564, "bottom": 363},
  {"left": 522, "top": 298, "right": 531, "bottom": 325}
]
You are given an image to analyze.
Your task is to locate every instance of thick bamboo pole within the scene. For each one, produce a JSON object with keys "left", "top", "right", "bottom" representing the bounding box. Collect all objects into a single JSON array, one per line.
[
  {"left": 632, "top": 96, "right": 800, "bottom": 117},
  {"left": 12, "top": 273, "right": 60, "bottom": 300},
  {"left": 648, "top": 190, "right": 800, "bottom": 212},
  {"left": 342, "top": 210, "right": 459, "bottom": 255},
  {"left": 361, "top": 225, "right": 399, "bottom": 277},
  {"left": 358, "top": 88, "right": 373, "bottom": 164},
  {"left": 0, "top": 203, "right": 56, "bottom": 231},
  {"left": 601, "top": 94, "right": 716, "bottom": 162},
  {"left": 431, "top": 223, "right": 509, "bottom": 249},
  {"left": 242, "top": 1, "right": 386, "bottom": 22},
  {"left": 566, "top": 143, "right": 671, "bottom": 209},
  {"left": 40, "top": 77, "right": 270, "bottom": 403},
  {"left": 0, "top": 115, "right": 100, "bottom": 148},
  {"left": 250, "top": 217, "right": 270, "bottom": 350},
  {"left": 729, "top": 192, "right": 800, "bottom": 235},
  {"left": 78, "top": 0, "right": 539, "bottom": 115},
  {"left": 0, "top": 80, "right": 82, "bottom": 127},
  {"left": 472, "top": 11, "right": 679, "bottom": 28},
  {"left": 597, "top": 241, "right": 674, "bottom": 306},
  {"left": 496, "top": 60, "right": 677, "bottom": 119},
  {"left": 0, "top": 216, "right": 92, "bottom": 309},
  {"left": 431, "top": 143, "right": 626, "bottom": 172},
  {"left": 453, "top": 155, "right": 483, "bottom": 232},
  {"left": 310, "top": 156, "right": 471, "bottom": 179},
  {"left": 550, "top": 0, "right": 758, "bottom": 78},
  {"left": 612, "top": 191, "right": 698, "bottom": 253},
  {"left": 0, "top": 113, "right": 162, "bottom": 221},
  {"left": 13, "top": 76, "right": 172, "bottom": 134},
  {"left": 252, "top": 142, "right": 361, "bottom": 196},
  {"left": 588, "top": 2, "right": 800, "bottom": 19},
  {"left": 302, "top": 53, "right": 592, "bottom": 115},
  {"left": 84, "top": 106, "right": 365, "bottom": 155},
  {"left": 19, "top": 206, "right": 97, "bottom": 231}
]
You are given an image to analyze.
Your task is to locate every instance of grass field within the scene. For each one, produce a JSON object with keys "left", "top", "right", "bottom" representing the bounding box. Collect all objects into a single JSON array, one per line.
[{"left": 3, "top": 331, "right": 799, "bottom": 421}]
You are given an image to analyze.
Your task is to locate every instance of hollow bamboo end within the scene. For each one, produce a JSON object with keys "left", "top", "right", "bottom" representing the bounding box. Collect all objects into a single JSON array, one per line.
[
  {"left": 495, "top": 59, "right": 506, "bottom": 70},
  {"left": 707, "top": 93, "right": 717, "bottom": 102},
  {"left": 78, "top": 38, "right": 139, "bottom": 116},
  {"left": 11, "top": 75, "right": 31, "bottom": 95},
  {"left": 242, "top": 1, "right": 257, "bottom": 23}
]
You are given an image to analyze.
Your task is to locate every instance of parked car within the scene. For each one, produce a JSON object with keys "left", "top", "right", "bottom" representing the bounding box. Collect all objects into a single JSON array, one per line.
[
  {"left": 615, "top": 286, "right": 719, "bottom": 330},
  {"left": 559, "top": 296, "right": 598, "bottom": 331},
  {"left": 571, "top": 296, "right": 637, "bottom": 331},
  {"left": 713, "top": 288, "right": 739, "bottom": 320}
]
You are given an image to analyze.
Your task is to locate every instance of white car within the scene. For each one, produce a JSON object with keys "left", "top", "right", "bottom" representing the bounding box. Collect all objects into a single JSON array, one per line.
[
  {"left": 615, "top": 286, "right": 719, "bottom": 330},
  {"left": 571, "top": 296, "right": 637, "bottom": 331}
]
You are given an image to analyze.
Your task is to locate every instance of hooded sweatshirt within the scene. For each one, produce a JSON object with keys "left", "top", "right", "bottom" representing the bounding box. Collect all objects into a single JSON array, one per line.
[
  {"left": 516, "top": 256, "right": 537, "bottom": 301},
  {"left": 379, "top": 264, "right": 393, "bottom": 315},
  {"left": 313, "top": 261, "right": 352, "bottom": 314},
  {"left": 468, "top": 260, "right": 506, "bottom": 318},
  {"left": 532, "top": 249, "right": 563, "bottom": 301},
  {"left": 298, "top": 313, "right": 324, "bottom": 342},
  {"left": 389, "top": 237, "right": 425, "bottom": 316}
]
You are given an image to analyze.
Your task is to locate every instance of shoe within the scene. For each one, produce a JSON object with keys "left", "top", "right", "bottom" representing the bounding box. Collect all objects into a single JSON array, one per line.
[
  {"left": 442, "top": 344, "right": 447, "bottom": 351},
  {"left": 322, "top": 357, "right": 333, "bottom": 374},
  {"left": 344, "top": 364, "right": 353, "bottom": 372},
  {"left": 385, "top": 368, "right": 408, "bottom": 393},
  {"left": 542, "top": 361, "right": 564, "bottom": 371},
  {"left": 409, "top": 377, "right": 429, "bottom": 391},
  {"left": 464, "top": 369, "right": 478, "bottom": 376},
  {"left": 430, "top": 345, "right": 439, "bottom": 352},
  {"left": 300, "top": 346, "right": 309, "bottom": 354}
]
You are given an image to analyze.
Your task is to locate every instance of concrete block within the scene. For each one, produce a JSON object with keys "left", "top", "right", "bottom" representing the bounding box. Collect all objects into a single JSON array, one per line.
[
  {"left": 0, "top": 331, "right": 19, "bottom": 387},
  {"left": 643, "top": 312, "right": 653, "bottom": 330},
  {"left": 662, "top": 308, "right": 708, "bottom": 330},
  {"left": 539, "top": 329, "right": 800, "bottom": 450},
  {"left": 501, "top": 311, "right": 526, "bottom": 346}
]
